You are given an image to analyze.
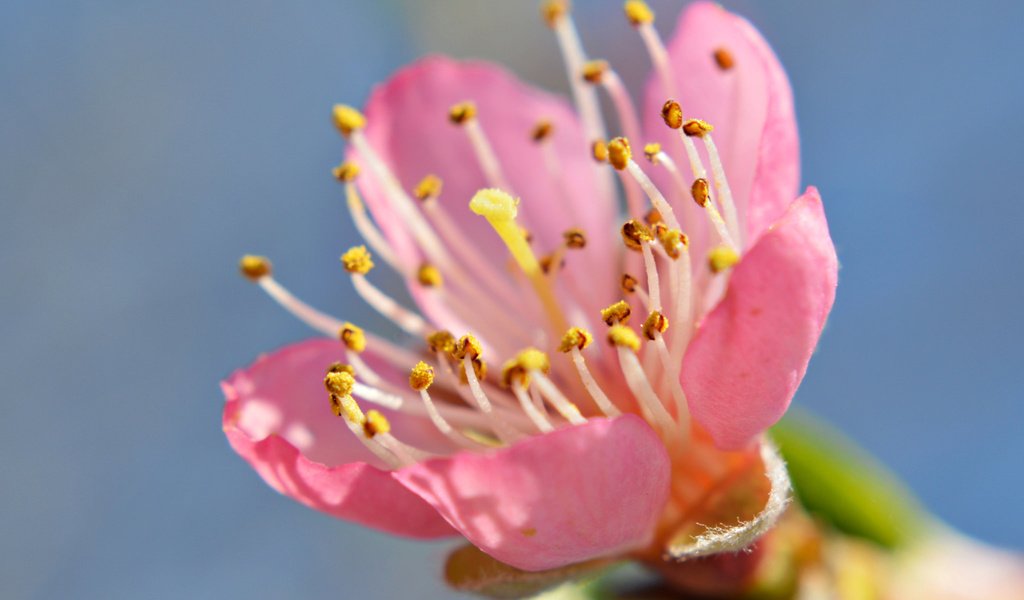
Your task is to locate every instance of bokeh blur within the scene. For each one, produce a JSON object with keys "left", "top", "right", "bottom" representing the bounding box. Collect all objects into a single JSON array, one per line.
[{"left": 2, "top": 0, "right": 1022, "bottom": 598}]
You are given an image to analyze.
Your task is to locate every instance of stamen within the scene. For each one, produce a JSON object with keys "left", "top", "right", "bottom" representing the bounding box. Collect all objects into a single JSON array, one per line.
[
  {"left": 591, "top": 139, "right": 609, "bottom": 163},
  {"left": 601, "top": 299, "right": 632, "bottom": 325},
  {"left": 642, "top": 310, "right": 669, "bottom": 341},
  {"left": 410, "top": 362, "right": 484, "bottom": 449},
  {"left": 559, "top": 327, "right": 620, "bottom": 417},
  {"left": 450, "top": 101, "right": 513, "bottom": 192},
  {"left": 509, "top": 378, "right": 555, "bottom": 433},
  {"left": 621, "top": 273, "right": 639, "bottom": 294},
  {"left": 625, "top": 3, "right": 676, "bottom": 99},
  {"left": 364, "top": 409, "right": 432, "bottom": 465},
  {"left": 330, "top": 392, "right": 401, "bottom": 467},
  {"left": 239, "top": 255, "right": 271, "bottom": 281},
  {"left": 610, "top": 137, "right": 688, "bottom": 233},
  {"left": 515, "top": 348, "right": 586, "bottom": 425},
  {"left": 332, "top": 104, "right": 366, "bottom": 138},
  {"left": 340, "top": 170, "right": 401, "bottom": 272},
  {"left": 713, "top": 47, "right": 736, "bottom": 71},
  {"left": 608, "top": 325, "right": 676, "bottom": 435},
  {"left": 621, "top": 220, "right": 662, "bottom": 312},
  {"left": 708, "top": 246, "right": 740, "bottom": 274},
  {"left": 342, "top": 246, "right": 430, "bottom": 336},
  {"left": 700, "top": 131, "right": 741, "bottom": 246},
  {"left": 416, "top": 263, "right": 443, "bottom": 288},
  {"left": 691, "top": 178, "right": 738, "bottom": 250}
]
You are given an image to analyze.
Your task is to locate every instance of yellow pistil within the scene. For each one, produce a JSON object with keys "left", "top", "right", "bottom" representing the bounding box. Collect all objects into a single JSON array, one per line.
[
  {"left": 559, "top": 327, "right": 593, "bottom": 352},
  {"left": 327, "top": 362, "right": 355, "bottom": 376},
  {"left": 601, "top": 300, "right": 632, "bottom": 325},
  {"left": 591, "top": 139, "right": 609, "bottom": 163},
  {"left": 621, "top": 273, "right": 638, "bottom": 294},
  {"left": 414, "top": 174, "right": 443, "bottom": 201},
  {"left": 426, "top": 330, "right": 457, "bottom": 355},
  {"left": 341, "top": 245, "right": 374, "bottom": 274},
  {"left": 608, "top": 324, "right": 641, "bottom": 351},
  {"left": 691, "top": 177, "right": 711, "bottom": 207},
  {"left": 607, "top": 136, "right": 631, "bottom": 170},
  {"left": 469, "top": 188, "right": 569, "bottom": 333},
  {"left": 338, "top": 322, "right": 367, "bottom": 353},
  {"left": 531, "top": 119, "right": 554, "bottom": 142},
  {"left": 624, "top": 0, "right": 654, "bottom": 26},
  {"left": 364, "top": 410, "right": 390, "bottom": 438},
  {"left": 621, "top": 219, "right": 654, "bottom": 251},
  {"left": 581, "top": 60, "right": 608, "bottom": 84},
  {"left": 324, "top": 370, "right": 356, "bottom": 397},
  {"left": 682, "top": 118, "right": 714, "bottom": 138},
  {"left": 239, "top": 255, "right": 271, "bottom": 281},
  {"left": 658, "top": 228, "right": 688, "bottom": 260},
  {"left": 332, "top": 161, "right": 360, "bottom": 182},
  {"left": 417, "top": 263, "right": 443, "bottom": 288},
  {"left": 714, "top": 47, "right": 736, "bottom": 71},
  {"left": 448, "top": 101, "right": 477, "bottom": 125},
  {"left": 541, "top": 0, "right": 569, "bottom": 27},
  {"left": 454, "top": 334, "right": 483, "bottom": 361},
  {"left": 332, "top": 104, "right": 366, "bottom": 138},
  {"left": 708, "top": 246, "right": 741, "bottom": 273},
  {"left": 643, "top": 142, "right": 662, "bottom": 164},
  {"left": 642, "top": 310, "right": 669, "bottom": 340},
  {"left": 563, "top": 228, "right": 587, "bottom": 249},
  {"left": 409, "top": 361, "right": 435, "bottom": 391},
  {"left": 661, "top": 99, "right": 683, "bottom": 129}
]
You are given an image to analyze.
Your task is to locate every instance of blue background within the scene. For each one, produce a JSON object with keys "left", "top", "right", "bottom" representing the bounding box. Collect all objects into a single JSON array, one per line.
[{"left": 2, "top": 1, "right": 1021, "bottom": 598}]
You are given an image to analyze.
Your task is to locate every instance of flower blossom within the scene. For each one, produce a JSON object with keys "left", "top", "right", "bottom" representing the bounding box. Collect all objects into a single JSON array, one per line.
[{"left": 223, "top": 0, "right": 838, "bottom": 584}]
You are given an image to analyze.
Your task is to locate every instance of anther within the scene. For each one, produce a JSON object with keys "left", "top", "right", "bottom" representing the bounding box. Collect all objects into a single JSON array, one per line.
[
  {"left": 643, "top": 143, "right": 662, "bottom": 164},
  {"left": 661, "top": 99, "right": 683, "bottom": 129},
  {"left": 332, "top": 104, "right": 366, "bottom": 138},
  {"left": 559, "top": 327, "right": 593, "bottom": 352},
  {"left": 658, "top": 228, "right": 688, "bottom": 260},
  {"left": 713, "top": 47, "right": 736, "bottom": 71},
  {"left": 516, "top": 348, "right": 551, "bottom": 373},
  {"left": 454, "top": 334, "right": 483, "bottom": 361},
  {"left": 239, "top": 255, "right": 271, "bottom": 281},
  {"left": 341, "top": 245, "right": 374, "bottom": 274},
  {"left": 339, "top": 322, "right": 367, "bottom": 353},
  {"left": 541, "top": 0, "right": 570, "bottom": 27},
  {"left": 607, "top": 324, "right": 641, "bottom": 351},
  {"left": 607, "top": 136, "right": 632, "bottom": 170},
  {"left": 591, "top": 139, "right": 609, "bottom": 163},
  {"left": 645, "top": 208, "right": 663, "bottom": 225},
  {"left": 332, "top": 161, "right": 360, "bottom": 182},
  {"left": 621, "top": 273, "right": 638, "bottom": 294},
  {"left": 581, "top": 59, "right": 608, "bottom": 84},
  {"left": 682, "top": 119, "right": 714, "bottom": 138},
  {"left": 708, "top": 246, "right": 741, "bottom": 273},
  {"left": 621, "top": 219, "right": 654, "bottom": 251},
  {"left": 601, "top": 300, "right": 632, "bottom": 325},
  {"left": 642, "top": 310, "right": 669, "bottom": 340},
  {"left": 531, "top": 119, "right": 554, "bottom": 142},
  {"left": 623, "top": 0, "right": 655, "bottom": 26},
  {"left": 324, "top": 370, "right": 356, "bottom": 397},
  {"left": 426, "top": 330, "right": 457, "bottom": 355},
  {"left": 363, "top": 410, "right": 390, "bottom": 438},
  {"left": 414, "top": 174, "right": 443, "bottom": 201},
  {"left": 691, "top": 178, "right": 711, "bottom": 208},
  {"left": 327, "top": 362, "right": 355, "bottom": 376},
  {"left": 409, "top": 361, "right": 435, "bottom": 391},
  {"left": 448, "top": 101, "right": 477, "bottom": 125},
  {"left": 500, "top": 359, "right": 529, "bottom": 389},
  {"left": 539, "top": 253, "right": 564, "bottom": 275},
  {"left": 417, "top": 263, "right": 443, "bottom": 288},
  {"left": 563, "top": 228, "right": 587, "bottom": 249}
]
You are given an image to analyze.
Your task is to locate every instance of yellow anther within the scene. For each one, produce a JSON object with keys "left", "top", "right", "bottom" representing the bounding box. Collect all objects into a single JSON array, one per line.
[
  {"left": 608, "top": 324, "right": 641, "bottom": 351},
  {"left": 642, "top": 310, "right": 669, "bottom": 340},
  {"left": 364, "top": 410, "right": 390, "bottom": 438},
  {"left": 454, "top": 334, "right": 483, "bottom": 361},
  {"left": 531, "top": 119, "right": 554, "bottom": 142},
  {"left": 458, "top": 358, "right": 488, "bottom": 384},
  {"left": 516, "top": 348, "right": 551, "bottom": 373},
  {"left": 332, "top": 104, "right": 366, "bottom": 138},
  {"left": 661, "top": 99, "right": 683, "bottom": 129},
  {"left": 239, "top": 255, "right": 271, "bottom": 281},
  {"left": 621, "top": 273, "right": 638, "bottom": 294},
  {"left": 624, "top": 0, "right": 655, "bottom": 26},
  {"left": 448, "top": 101, "right": 477, "bottom": 125},
  {"left": 691, "top": 178, "right": 711, "bottom": 208},
  {"left": 682, "top": 119, "right": 714, "bottom": 138},
  {"left": 539, "top": 253, "right": 564, "bottom": 275},
  {"left": 541, "top": 0, "right": 570, "bottom": 27},
  {"left": 643, "top": 142, "right": 662, "bottom": 164},
  {"left": 621, "top": 219, "right": 654, "bottom": 251},
  {"left": 414, "top": 174, "right": 443, "bottom": 201},
  {"left": 324, "top": 370, "right": 356, "bottom": 397},
  {"left": 426, "top": 330, "right": 457, "bottom": 355},
  {"left": 327, "top": 362, "right": 355, "bottom": 376},
  {"left": 658, "top": 228, "right": 688, "bottom": 260},
  {"left": 409, "top": 361, "right": 435, "bottom": 391},
  {"left": 591, "top": 139, "right": 609, "bottom": 163},
  {"left": 645, "top": 208, "right": 663, "bottom": 225},
  {"left": 340, "top": 245, "right": 374, "bottom": 275},
  {"left": 417, "top": 263, "right": 443, "bottom": 288},
  {"left": 563, "top": 228, "right": 587, "bottom": 249},
  {"left": 607, "top": 136, "right": 632, "bottom": 171},
  {"left": 601, "top": 300, "right": 633, "bottom": 325},
  {"left": 500, "top": 358, "right": 529, "bottom": 388},
  {"left": 339, "top": 322, "right": 367, "bottom": 353},
  {"left": 559, "top": 327, "right": 593, "bottom": 352},
  {"left": 332, "top": 162, "right": 360, "bottom": 182},
  {"left": 581, "top": 60, "right": 608, "bottom": 84},
  {"left": 708, "top": 246, "right": 741, "bottom": 273},
  {"left": 714, "top": 47, "right": 736, "bottom": 71}
]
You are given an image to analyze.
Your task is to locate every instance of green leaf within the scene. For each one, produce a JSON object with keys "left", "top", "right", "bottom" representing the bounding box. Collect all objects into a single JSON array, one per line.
[{"left": 770, "top": 411, "right": 928, "bottom": 549}]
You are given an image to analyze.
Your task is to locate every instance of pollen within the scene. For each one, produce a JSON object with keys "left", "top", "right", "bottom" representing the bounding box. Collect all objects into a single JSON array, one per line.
[
  {"left": 643, "top": 142, "right": 662, "bottom": 164},
  {"left": 409, "top": 361, "right": 435, "bottom": 391},
  {"left": 426, "top": 330, "right": 457, "bottom": 354},
  {"left": 581, "top": 60, "right": 608, "bottom": 84},
  {"left": 414, "top": 174, "right": 443, "bottom": 201},
  {"left": 341, "top": 245, "right": 374, "bottom": 274},
  {"left": 682, "top": 118, "right": 714, "bottom": 138},
  {"left": 691, "top": 178, "right": 711, "bottom": 207},
  {"left": 239, "top": 255, "right": 271, "bottom": 281},
  {"left": 541, "top": 0, "right": 569, "bottom": 27},
  {"left": 591, "top": 139, "right": 609, "bottom": 163},
  {"left": 642, "top": 310, "right": 669, "bottom": 340},
  {"left": 364, "top": 410, "right": 390, "bottom": 438},
  {"left": 332, "top": 104, "right": 366, "bottom": 138},
  {"left": 601, "top": 300, "right": 632, "bottom": 325},
  {"left": 500, "top": 358, "right": 529, "bottom": 388},
  {"left": 332, "top": 161, "right": 360, "bottom": 182},
  {"left": 713, "top": 47, "right": 736, "bottom": 71},
  {"left": 454, "top": 334, "right": 483, "bottom": 360},
  {"left": 327, "top": 362, "right": 355, "bottom": 376},
  {"left": 661, "top": 99, "right": 683, "bottom": 129},
  {"left": 469, "top": 188, "right": 518, "bottom": 222},
  {"left": 448, "top": 101, "right": 477, "bottom": 125},
  {"left": 708, "top": 246, "right": 741, "bottom": 273},
  {"left": 339, "top": 322, "right": 367, "bottom": 352},
  {"left": 658, "top": 228, "right": 688, "bottom": 259},
  {"left": 621, "top": 219, "right": 654, "bottom": 251},
  {"left": 607, "top": 136, "right": 632, "bottom": 170},
  {"left": 324, "top": 370, "right": 356, "bottom": 397},
  {"left": 531, "top": 119, "right": 554, "bottom": 142},
  {"left": 563, "top": 228, "right": 587, "bottom": 249},
  {"left": 559, "top": 327, "right": 593, "bottom": 352},
  {"left": 608, "top": 324, "right": 641, "bottom": 351},
  {"left": 516, "top": 348, "right": 551, "bottom": 373},
  {"left": 621, "top": 273, "right": 638, "bottom": 294},
  {"left": 417, "top": 263, "right": 443, "bottom": 287},
  {"left": 624, "top": 0, "right": 654, "bottom": 26}
]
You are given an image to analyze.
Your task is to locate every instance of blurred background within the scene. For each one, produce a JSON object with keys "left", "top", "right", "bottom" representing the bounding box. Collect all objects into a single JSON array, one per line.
[{"left": 2, "top": 0, "right": 1022, "bottom": 598}]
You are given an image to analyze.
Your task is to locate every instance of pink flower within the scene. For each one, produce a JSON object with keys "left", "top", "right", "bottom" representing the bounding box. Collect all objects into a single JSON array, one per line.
[{"left": 223, "top": 0, "right": 837, "bottom": 580}]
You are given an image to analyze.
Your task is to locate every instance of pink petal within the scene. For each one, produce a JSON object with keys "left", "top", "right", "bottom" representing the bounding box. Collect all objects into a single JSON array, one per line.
[
  {"left": 681, "top": 188, "right": 838, "bottom": 450},
  {"left": 222, "top": 338, "right": 455, "bottom": 538},
  {"left": 642, "top": 1, "right": 799, "bottom": 241},
  {"left": 393, "top": 415, "right": 671, "bottom": 571},
  {"left": 353, "top": 56, "right": 618, "bottom": 329}
]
